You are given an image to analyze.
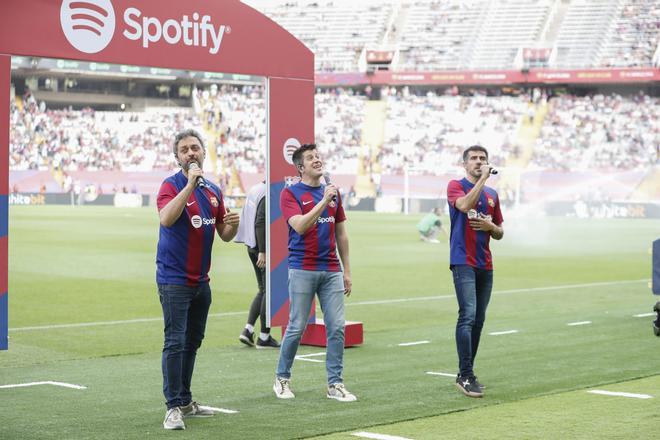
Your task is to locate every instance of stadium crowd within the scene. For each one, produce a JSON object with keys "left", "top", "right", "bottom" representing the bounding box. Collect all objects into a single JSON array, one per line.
[
  {"left": 600, "top": 0, "right": 660, "bottom": 68},
  {"left": 194, "top": 84, "right": 267, "bottom": 174},
  {"left": 381, "top": 89, "right": 524, "bottom": 174},
  {"left": 10, "top": 93, "right": 196, "bottom": 172},
  {"left": 9, "top": 86, "right": 366, "bottom": 176},
  {"left": 10, "top": 87, "right": 659, "bottom": 181},
  {"left": 531, "top": 93, "right": 659, "bottom": 171}
]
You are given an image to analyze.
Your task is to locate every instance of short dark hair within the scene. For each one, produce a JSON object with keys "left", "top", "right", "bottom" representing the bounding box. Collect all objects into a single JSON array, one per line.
[
  {"left": 291, "top": 143, "right": 317, "bottom": 170},
  {"left": 462, "top": 145, "right": 489, "bottom": 162},
  {"left": 173, "top": 129, "right": 205, "bottom": 156}
]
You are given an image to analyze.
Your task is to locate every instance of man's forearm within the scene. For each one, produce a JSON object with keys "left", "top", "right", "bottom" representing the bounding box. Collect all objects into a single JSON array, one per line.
[
  {"left": 490, "top": 225, "right": 504, "bottom": 240},
  {"left": 455, "top": 178, "right": 487, "bottom": 213},
  {"left": 219, "top": 224, "right": 238, "bottom": 242},
  {"left": 288, "top": 200, "right": 329, "bottom": 235},
  {"left": 159, "top": 185, "right": 194, "bottom": 227},
  {"left": 336, "top": 230, "right": 350, "bottom": 274}
]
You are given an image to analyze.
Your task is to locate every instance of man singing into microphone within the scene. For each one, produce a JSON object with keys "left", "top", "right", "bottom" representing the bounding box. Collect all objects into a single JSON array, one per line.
[
  {"left": 273, "top": 143, "right": 356, "bottom": 402},
  {"left": 446, "top": 145, "right": 503, "bottom": 398},
  {"left": 156, "top": 129, "right": 240, "bottom": 429}
]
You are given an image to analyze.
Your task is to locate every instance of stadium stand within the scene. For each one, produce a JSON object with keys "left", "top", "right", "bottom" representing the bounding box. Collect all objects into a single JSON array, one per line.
[
  {"left": 598, "top": 0, "right": 660, "bottom": 68},
  {"left": 251, "top": 0, "right": 393, "bottom": 72},
  {"left": 315, "top": 88, "right": 366, "bottom": 173},
  {"left": 8, "top": 0, "right": 659, "bottom": 204},
  {"left": 10, "top": 88, "right": 658, "bottom": 184},
  {"left": 381, "top": 91, "right": 526, "bottom": 174},
  {"left": 397, "top": 0, "right": 486, "bottom": 71},
  {"left": 531, "top": 93, "right": 659, "bottom": 171},
  {"left": 552, "top": 0, "right": 623, "bottom": 69},
  {"left": 248, "top": 0, "right": 660, "bottom": 71}
]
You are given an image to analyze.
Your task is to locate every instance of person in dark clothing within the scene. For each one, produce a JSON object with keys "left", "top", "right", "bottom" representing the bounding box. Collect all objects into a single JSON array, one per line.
[{"left": 235, "top": 182, "right": 280, "bottom": 349}]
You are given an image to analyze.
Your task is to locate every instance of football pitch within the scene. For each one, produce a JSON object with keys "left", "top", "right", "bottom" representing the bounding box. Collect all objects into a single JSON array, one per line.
[{"left": 1, "top": 205, "right": 658, "bottom": 439}]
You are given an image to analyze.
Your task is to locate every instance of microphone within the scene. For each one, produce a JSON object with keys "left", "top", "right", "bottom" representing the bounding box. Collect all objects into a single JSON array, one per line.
[
  {"left": 188, "top": 162, "right": 207, "bottom": 188},
  {"left": 323, "top": 172, "right": 337, "bottom": 202},
  {"left": 490, "top": 168, "right": 499, "bottom": 175}
]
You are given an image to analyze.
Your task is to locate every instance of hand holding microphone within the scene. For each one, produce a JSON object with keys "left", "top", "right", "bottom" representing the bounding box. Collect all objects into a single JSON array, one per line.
[
  {"left": 188, "top": 162, "right": 207, "bottom": 188},
  {"left": 323, "top": 172, "right": 337, "bottom": 202},
  {"left": 479, "top": 164, "right": 499, "bottom": 177}
]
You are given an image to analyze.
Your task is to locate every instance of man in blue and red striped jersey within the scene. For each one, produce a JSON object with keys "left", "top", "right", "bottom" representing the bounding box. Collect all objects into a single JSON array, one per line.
[
  {"left": 446, "top": 145, "right": 504, "bottom": 399},
  {"left": 273, "top": 143, "right": 356, "bottom": 402},
  {"left": 156, "top": 129, "right": 240, "bottom": 430}
]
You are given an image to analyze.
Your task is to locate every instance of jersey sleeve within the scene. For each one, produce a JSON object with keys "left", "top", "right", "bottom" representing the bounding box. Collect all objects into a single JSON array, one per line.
[
  {"left": 446, "top": 180, "right": 465, "bottom": 207},
  {"left": 492, "top": 194, "right": 503, "bottom": 226},
  {"left": 280, "top": 188, "right": 301, "bottom": 221},
  {"left": 157, "top": 181, "right": 177, "bottom": 211},
  {"left": 335, "top": 192, "right": 347, "bottom": 223}
]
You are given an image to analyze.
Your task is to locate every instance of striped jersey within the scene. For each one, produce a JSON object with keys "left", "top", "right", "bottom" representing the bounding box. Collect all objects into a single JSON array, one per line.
[
  {"left": 280, "top": 182, "right": 346, "bottom": 271},
  {"left": 156, "top": 171, "right": 227, "bottom": 285},
  {"left": 447, "top": 178, "right": 503, "bottom": 270}
]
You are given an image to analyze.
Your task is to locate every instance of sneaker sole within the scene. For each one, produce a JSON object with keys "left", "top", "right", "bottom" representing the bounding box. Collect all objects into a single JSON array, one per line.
[
  {"left": 163, "top": 423, "right": 185, "bottom": 430},
  {"left": 454, "top": 382, "right": 483, "bottom": 398},
  {"left": 273, "top": 384, "right": 295, "bottom": 399},
  {"left": 239, "top": 335, "right": 254, "bottom": 347},
  {"left": 256, "top": 344, "right": 280, "bottom": 349},
  {"left": 327, "top": 394, "right": 357, "bottom": 402}
]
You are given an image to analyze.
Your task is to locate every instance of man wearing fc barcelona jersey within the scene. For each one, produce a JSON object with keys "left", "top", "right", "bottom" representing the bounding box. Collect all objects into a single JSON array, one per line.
[
  {"left": 156, "top": 129, "right": 240, "bottom": 430},
  {"left": 446, "top": 145, "right": 504, "bottom": 399},
  {"left": 273, "top": 144, "right": 356, "bottom": 402}
]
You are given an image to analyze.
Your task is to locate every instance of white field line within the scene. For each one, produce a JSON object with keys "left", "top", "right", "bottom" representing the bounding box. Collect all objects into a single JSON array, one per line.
[
  {"left": 567, "top": 321, "right": 592, "bottom": 326},
  {"left": 9, "top": 311, "right": 245, "bottom": 332},
  {"left": 295, "top": 352, "right": 326, "bottom": 363},
  {"left": 588, "top": 390, "right": 652, "bottom": 399},
  {"left": 425, "top": 372, "right": 455, "bottom": 378},
  {"left": 489, "top": 330, "right": 518, "bottom": 336},
  {"left": 0, "top": 381, "right": 87, "bottom": 390},
  {"left": 349, "top": 279, "right": 647, "bottom": 306},
  {"left": 352, "top": 432, "right": 413, "bottom": 440},
  {"left": 634, "top": 313, "right": 655, "bottom": 318},
  {"left": 8, "top": 279, "right": 647, "bottom": 332},
  {"left": 199, "top": 405, "right": 239, "bottom": 414},
  {"left": 398, "top": 341, "right": 430, "bottom": 347}
]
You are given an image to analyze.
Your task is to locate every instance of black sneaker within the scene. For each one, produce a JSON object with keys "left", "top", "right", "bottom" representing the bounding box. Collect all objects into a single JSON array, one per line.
[
  {"left": 239, "top": 328, "right": 255, "bottom": 347},
  {"left": 473, "top": 376, "right": 486, "bottom": 390},
  {"left": 256, "top": 335, "right": 281, "bottom": 349},
  {"left": 653, "top": 302, "right": 660, "bottom": 337},
  {"left": 455, "top": 375, "right": 484, "bottom": 398}
]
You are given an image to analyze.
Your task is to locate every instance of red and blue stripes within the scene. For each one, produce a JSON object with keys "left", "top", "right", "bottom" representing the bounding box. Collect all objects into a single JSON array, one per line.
[
  {"left": 156, "top": 172, "right": 225, "bottom": 286},
  {"left": 0, "top": 55, "right": 8, "bottom": 350},
  {"left": 447, "top": 178, "right": 503, "bottom": 270}
]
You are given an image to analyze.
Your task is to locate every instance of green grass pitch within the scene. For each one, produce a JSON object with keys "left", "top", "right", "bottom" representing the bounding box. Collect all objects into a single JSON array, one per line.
[{"left": 1, "top": 206, "right": 658, "bottom": 439}]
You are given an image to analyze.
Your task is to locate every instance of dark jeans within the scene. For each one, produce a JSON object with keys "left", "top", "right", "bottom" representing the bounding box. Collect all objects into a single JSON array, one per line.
[
  {"left": 451, "top": 265, "right": 493, "bottom": 377},
  {"left": 158, "top": 283, "right": 212, "bottom": 409},
  {"left": 246, "top": 248, "right": 269, "bottom": 333}
]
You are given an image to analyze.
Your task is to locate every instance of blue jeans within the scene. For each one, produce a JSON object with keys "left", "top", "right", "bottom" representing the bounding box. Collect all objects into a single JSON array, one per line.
[
  {"left": 276, "top": 269, "right": 346, "bottom": 385},
  {"left": 158, "top": 283, "right": 212, "bottom": 409},
  {"left": 451, "top": 265, "right": 493, "bottom": 377}
]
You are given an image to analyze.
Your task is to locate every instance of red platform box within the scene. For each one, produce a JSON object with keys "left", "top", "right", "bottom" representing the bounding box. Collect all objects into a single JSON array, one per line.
[{"left": 282, "top": 319, "right": 363, "bottom": 347}]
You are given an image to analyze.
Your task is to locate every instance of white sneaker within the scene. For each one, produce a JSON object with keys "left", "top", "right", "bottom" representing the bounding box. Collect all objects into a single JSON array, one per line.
[
  {"left": 180, "top": 401, "right": 215, "bottom": 418},
  {"left": 163, "top": 407, "right": 185, "bottom": 430},
  {"left": 327, "top": 383, "right": 357, "bottom": 402},
  {"left": 273, "top": 377, "right": 295, "bottom": 399}
]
